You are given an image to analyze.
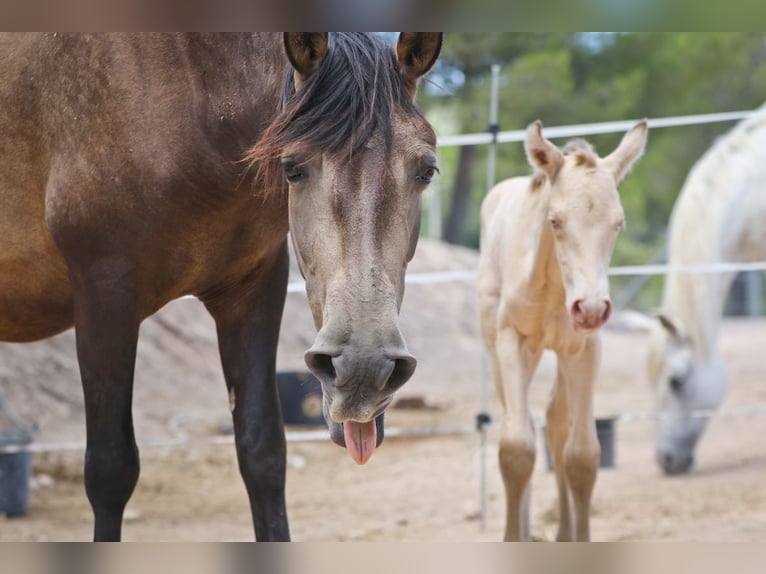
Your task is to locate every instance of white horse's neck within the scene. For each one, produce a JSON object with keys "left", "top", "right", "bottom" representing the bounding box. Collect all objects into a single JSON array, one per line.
[
  {"left": 663, "top": 108, "right": 766, "bottom": 359},
  {"left": 663, "top": 188, "right": 732, "bottom": 360}
]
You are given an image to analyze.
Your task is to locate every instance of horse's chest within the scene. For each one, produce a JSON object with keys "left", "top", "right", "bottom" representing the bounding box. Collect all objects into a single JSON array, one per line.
[{"left": 502, "top": 288, "right": 570, "bottom": 350}]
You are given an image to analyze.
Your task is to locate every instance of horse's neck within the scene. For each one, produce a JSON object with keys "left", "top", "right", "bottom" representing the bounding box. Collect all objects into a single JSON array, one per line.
[
  {"left": 662, "top": 168, "right": 741, "bottom": 360},
  {"left": 527, "top": 190, "right": 562, "bottom": 295},
  {"left": 663, "top": 111, "right": 766, "bottom": 359},
  {"left": 493, "top": 180, "right": 561, "bottom": 302}
]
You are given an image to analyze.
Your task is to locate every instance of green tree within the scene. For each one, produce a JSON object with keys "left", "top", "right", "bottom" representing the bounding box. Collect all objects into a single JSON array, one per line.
[
  {"left": 421, "top": 33, "right": 570, "bottom": 244},
  {"left": 421, "top": 32, "right": 766, "bottom": 309}
]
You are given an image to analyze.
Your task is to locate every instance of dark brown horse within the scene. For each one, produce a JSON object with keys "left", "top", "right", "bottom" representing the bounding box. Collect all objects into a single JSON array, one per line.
[{"left": 0, "top": 32, "right": 441, "bottom": 541}]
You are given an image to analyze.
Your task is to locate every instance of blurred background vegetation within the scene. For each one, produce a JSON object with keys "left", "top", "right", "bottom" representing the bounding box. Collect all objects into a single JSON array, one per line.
[{"left": 404, "top": 32, "right": 766, "bottom": 311}]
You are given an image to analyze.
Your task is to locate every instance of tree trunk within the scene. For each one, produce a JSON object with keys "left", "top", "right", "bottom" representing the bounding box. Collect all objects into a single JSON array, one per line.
[{"left": 444, "top": 145, "right": 477, "bottom": 245}]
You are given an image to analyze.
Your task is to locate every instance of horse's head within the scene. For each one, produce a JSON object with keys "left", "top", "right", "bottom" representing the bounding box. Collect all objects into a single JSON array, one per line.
[
  {"left": 250, "top": 32, "right": 441, "bottom": 464},
  {"left": 525, "top": 120, "right": 647, "bottom": 332},
  {"left": 646, "top": 313, "right": 727, "bottom": 475}
]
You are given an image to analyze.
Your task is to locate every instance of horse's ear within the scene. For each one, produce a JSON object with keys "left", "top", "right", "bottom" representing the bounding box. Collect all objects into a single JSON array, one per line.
[
  {"left": 604, "top": 119, "right": 648, "bottom": 183},
  {"left": 283, "top": 33, "right": 329, "bottom": 83},
  {"left": 610, "top": 310, "right": 656, "bottom": 333},
  {"left": 524, "top": 121, "right": 564, "bottom": 180},
  {"left": 655, "top": 311, "right": 685, "bottom": 341},
  {"left": 396, "top": 32, "right": 442, "bottom": 93}
]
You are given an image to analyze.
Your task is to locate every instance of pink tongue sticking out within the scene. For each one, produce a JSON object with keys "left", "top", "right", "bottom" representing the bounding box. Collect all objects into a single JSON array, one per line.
[{"left": 343, "top": 420, "right": 377, "bottom": 465}]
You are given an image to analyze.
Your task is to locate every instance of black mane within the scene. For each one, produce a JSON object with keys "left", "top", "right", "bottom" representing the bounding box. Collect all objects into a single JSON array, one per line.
[{"left": 248, "top": 33, "right": 426, "bottom": 190}]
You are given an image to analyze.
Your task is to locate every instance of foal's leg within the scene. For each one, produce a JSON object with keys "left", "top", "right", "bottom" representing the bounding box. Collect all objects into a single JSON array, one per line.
[
  {"left": 72, "top": 272, "right": 141, "bottom": 541},
  {"left": 558, "top": 336, "right": 601, "bottom": 541},
  {"left": 204, "top": 242, "right": 290, "bottom": 541},
  {"left": 495, "top": 327, "right": 541, "bottom": 542},
  {"left": 545, "top": 364, "right": 572, "bottom": 541},
  {"left": 478, "top": 289, "right": 505, "bottom": 405}
]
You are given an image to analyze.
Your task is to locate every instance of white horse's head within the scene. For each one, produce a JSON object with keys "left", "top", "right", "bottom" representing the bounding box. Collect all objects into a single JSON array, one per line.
[
  {"left": 525, "top": 120, "right": 648, "bottom": 332},
  {"left": 647, "top": 313, "right": 728, "bottom": 474}
]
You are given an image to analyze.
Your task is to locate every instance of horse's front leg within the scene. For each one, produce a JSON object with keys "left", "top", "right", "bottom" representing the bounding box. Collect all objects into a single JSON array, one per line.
[
  {"left": 72, "top": 270, "right": 141, "bottom": 541},
  {"left": 495, "top": 325, "right": 542, "bottom": 542},
  {"left": 545, "top": 363, "right": 572, "bottom": 541},
  {"left": 558, "top": 335, "right": 601, "bottom": 541},
  {"left": 204, "top": 243, "right": 290, "bottom": 541}
]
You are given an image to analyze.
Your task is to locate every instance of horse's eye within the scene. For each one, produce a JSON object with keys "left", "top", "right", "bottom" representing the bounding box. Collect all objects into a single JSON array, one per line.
[
  {"left": 282, "top": 159, "right": 306, "bottom": 184},
  {"left": 549, "top": 217, "right": 561, "bottom": 231},
  {"left": 417, "top": 165, "right": 439, "bottom": 184},
  {"left": 669, "top": 375, "right": 685, "bottom": 392}
]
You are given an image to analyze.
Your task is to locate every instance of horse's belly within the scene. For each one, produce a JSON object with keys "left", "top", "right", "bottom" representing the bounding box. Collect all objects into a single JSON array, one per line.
[{"left": 0, "top": 254, "right": 74, "bottom": 342}]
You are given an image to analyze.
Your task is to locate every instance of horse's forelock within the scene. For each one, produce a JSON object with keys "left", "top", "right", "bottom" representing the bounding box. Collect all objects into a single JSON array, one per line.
[
  {"left": 562, "top": 139, "right": 598, "bottom": 168},
  {"left": 247, "top": 33, "right": 420, "bottom": 195}
]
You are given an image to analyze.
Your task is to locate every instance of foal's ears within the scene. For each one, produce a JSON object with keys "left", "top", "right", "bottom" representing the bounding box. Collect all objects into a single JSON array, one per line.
[
  {"left": 604, "top": 119, "right": 648, "bottom": 183},
  {"left": 396, "top": 33, "right": 443, "bottom": 93},
  {"left": 284, "top": 33, "right": 329, "bottom": 83},
  {"left": 525, "top": 121, "right": 564, "bottom": 180}
]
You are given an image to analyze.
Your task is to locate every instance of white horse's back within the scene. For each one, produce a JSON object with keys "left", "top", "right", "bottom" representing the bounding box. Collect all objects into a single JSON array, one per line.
[{"left": 670, "top": 105, "right": 766, "bottom": 264}]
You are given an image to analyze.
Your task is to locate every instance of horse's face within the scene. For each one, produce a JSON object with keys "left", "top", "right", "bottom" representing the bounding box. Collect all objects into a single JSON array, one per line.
[
  {"left": 525, "top": 120, "right": 648, "bottom": 332},
  {"left": 288, "top": 123, "right": 437, "bottom": 463},
  {"left": 647, "top": 314, "right": 727, "bottom": 474},
  {"left": 277, "top": 33, "right": 441, "bottom": 465}
]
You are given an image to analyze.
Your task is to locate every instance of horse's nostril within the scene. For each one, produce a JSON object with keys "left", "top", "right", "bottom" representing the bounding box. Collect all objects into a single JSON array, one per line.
[
  {"left": 571, "top": 299, "right": 585, "bottom": 321},
  {"left": 385, "top": 355, "right": 418, "bottom": 393},
  {"left": 305, "top": 352, "right": 336, "bottom": 385},
  {"left": 602, "top": 300, "right": 612, "bottom": 323}
]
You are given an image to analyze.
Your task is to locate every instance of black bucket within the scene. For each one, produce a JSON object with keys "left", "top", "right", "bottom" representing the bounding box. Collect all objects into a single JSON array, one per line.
[
  {"left": 595, "top": 417, "right": 617, "bottom": 468},
  {"left": 0, "top": 449, "right": 33, "bottom": 517},
  {"left": 543, "top": 417, "right": 618, "bottom": 471},
  {"left": 276, "top": 370, "right": 325, "bottom": 426},
  {"left": 0, "top": 391, "right": 37, "bottom": 517}
]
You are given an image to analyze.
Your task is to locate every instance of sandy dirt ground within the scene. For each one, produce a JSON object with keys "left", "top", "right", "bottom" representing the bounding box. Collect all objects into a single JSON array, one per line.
[{"left": 1, "top": 239, "right": 765, "bottom": 541}]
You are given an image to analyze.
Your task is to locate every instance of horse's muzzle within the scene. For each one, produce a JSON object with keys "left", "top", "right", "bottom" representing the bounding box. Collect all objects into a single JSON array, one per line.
[
  {"left": 656, "top": 448, "right": 695, "bottom": 475},
  {"left": 305, "top": 346, "right": 417, "bottom": 394},
  {"left": 306, "top": 344, "right": 416, "bottom": 464}
]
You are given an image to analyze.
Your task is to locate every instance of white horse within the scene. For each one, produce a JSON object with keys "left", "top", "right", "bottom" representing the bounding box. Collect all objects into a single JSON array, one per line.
[
  {"left": 478, "top": 120, "right": 647, "bottom": 541},
  {"left": 637, "top": 105, "right": 766, "bottom": 474}
]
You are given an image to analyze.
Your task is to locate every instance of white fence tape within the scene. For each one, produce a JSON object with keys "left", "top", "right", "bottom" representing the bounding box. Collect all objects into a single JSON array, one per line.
[
  {"left": 5, "top": 403, "right": 766, "bottom": 454},
  {"left": 278, "top": 260, "right": 766, "bottom": 296},
  {"left": 436, "top": 110, "right": 758, "bottom": 147}
]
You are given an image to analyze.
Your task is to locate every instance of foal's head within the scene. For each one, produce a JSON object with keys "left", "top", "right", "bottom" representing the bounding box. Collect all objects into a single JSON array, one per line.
[
  {"left": 525, "top": 120, "right": 648, "bottom": 332},
  {"left": 250, "top": 32, "right": 441, "bottom": 464}
]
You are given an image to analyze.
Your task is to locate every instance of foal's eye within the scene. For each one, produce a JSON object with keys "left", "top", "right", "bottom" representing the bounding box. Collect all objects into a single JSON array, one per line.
[
  {"left": 549, "top": 217, "right": 561, "bottom": 231},
  {"left": 417, "top": 165, "right": 439, "bottom": 185},
  {"left": 281, "top": 159, "right": 306, "bottom": 184},
  {"left": 616, "top": 218, "right": 625, "bottom": 232}
]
